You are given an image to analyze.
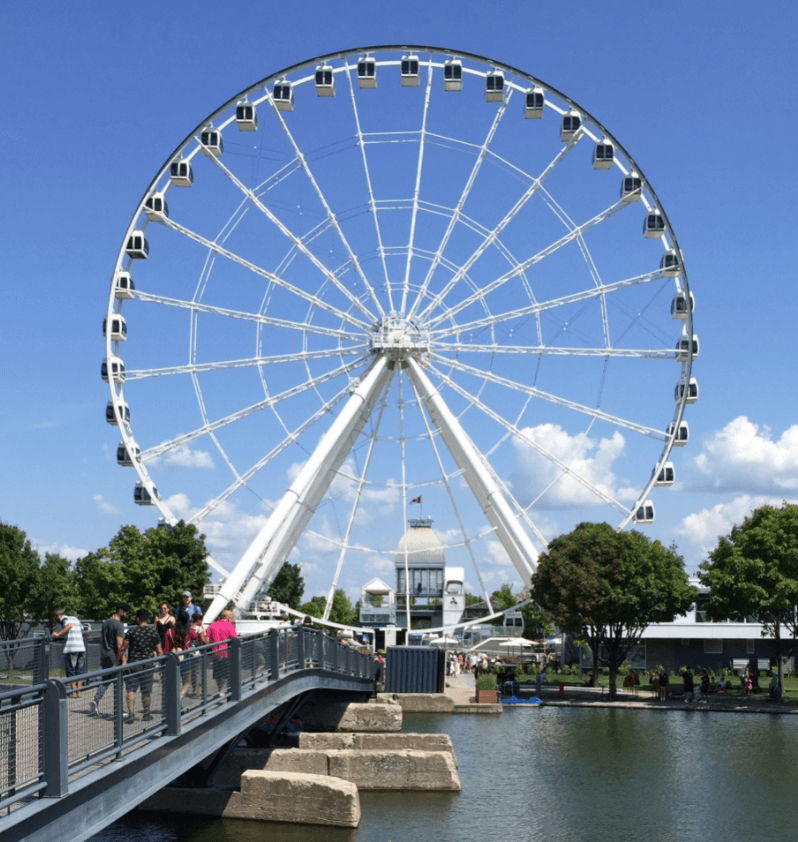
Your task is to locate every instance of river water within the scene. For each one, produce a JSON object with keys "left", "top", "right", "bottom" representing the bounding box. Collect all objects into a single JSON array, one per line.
[{"left": 91, "top": 706, "right": 798, "bottom": 842}]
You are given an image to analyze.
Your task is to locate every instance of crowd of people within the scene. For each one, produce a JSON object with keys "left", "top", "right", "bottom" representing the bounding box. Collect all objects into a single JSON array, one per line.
[{"left": 50, "top": 592, "right": 239, "bottom": 722}]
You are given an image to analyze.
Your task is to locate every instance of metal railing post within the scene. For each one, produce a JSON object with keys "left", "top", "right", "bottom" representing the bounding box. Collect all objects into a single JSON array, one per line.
[
  {"left": 114, "top": 670, "right": 124, "bottom": 756},
  {"left": 269, "top": 629, "right": 280, "bottom": 680},
  {"left": 229, "top": 638, "right": 242, "bottom": 702},
  {"left": 165, "top": 654, "right": 181, "bottom": 736},
  {"left": 33, "top": 637, "right": 50, "bottom": 683},
  {"left": 42, "top": 680, "right": 68, "bottom": 798},
  {"left": 296, "top": 627, "right": 305, "bottom": 670}
]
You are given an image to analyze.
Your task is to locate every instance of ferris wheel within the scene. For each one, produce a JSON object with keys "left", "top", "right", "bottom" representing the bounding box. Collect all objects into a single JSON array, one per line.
[{"left": 103, "top": 46, "right": 696, "bottom": 626}]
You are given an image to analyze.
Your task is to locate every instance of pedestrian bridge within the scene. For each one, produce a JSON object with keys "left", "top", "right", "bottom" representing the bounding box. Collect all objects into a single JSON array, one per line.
[{"left": 0, "top": 626, "right": 374, "bottom": 842}]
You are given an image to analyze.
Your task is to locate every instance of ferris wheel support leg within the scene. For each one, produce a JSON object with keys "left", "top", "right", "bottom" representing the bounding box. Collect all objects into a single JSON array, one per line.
[
  {"left": 406, "top": 357, "right": 537, "bottom": 588},
  {"left": 204, "top": 357, "right": 389, "bottom": 624}
]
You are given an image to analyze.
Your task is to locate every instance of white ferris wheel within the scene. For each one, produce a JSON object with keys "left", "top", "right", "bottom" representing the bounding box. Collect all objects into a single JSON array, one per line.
[{"left": 103, "top": 46, "right": 696, "bottom": 626}]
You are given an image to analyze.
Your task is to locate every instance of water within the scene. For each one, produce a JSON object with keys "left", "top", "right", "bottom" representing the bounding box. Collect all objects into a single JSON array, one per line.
[{"left": 91, "top": 707, "right": 798, "bottom": 842}]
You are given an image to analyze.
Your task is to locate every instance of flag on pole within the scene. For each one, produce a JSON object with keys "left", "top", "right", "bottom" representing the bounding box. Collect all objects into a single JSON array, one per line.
[{"left": 410, "top": 496, "right": 421, "bottom": 504}]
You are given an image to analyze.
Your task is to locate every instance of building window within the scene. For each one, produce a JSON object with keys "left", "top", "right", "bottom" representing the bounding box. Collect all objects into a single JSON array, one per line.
[
  {"left": 746, "top": 639, "right": 755, "bottom": 654},
  {"left": 704, "top": 640, "right": 723, "bottom": 654}
]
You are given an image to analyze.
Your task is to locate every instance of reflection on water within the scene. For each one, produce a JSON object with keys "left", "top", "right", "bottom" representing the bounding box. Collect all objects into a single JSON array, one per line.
[{"left": 92, "top": 708, "right": 798, "bottom": 842}]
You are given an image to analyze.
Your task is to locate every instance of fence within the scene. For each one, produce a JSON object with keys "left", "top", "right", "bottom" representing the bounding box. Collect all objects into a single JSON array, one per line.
[{"left": 0, "top": 625, "right": 373, "bottom": 814}]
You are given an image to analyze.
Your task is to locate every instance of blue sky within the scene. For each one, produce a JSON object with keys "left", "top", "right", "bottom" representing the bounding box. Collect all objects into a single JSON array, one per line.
[{"left": 2, "top": 1, "right": 797, "bottom": 606}]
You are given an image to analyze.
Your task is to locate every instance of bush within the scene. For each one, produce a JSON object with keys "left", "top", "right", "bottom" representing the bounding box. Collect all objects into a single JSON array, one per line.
[{"left": 475, "top": 673, "right": 497, "bottom": 691}]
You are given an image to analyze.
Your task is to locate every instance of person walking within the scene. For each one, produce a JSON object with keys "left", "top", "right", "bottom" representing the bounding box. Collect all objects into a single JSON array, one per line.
[
  {"left": 176, "top": 591, "right": 202, "bottom": 623},
  {"left": 51, "top": 608, "right": 86, "bottom": 696},
  {"left": 90, "top": 603, "right": 130, "bottom": 716},
  {"left": 206, "top": 609, "right": 237, "bottom": 697},
  {"left": 154, "top": 601, "right": 176, "bottom": 651},
  {"left": 164, "top": 612, "right": 197, "bottom": 700},
  {"left": 118, "top": 609, "right": 163, "bottom": 721}
]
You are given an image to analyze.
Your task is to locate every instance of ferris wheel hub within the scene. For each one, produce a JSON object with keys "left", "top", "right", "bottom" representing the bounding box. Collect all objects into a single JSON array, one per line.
[{"left": 369, "top": 313, "right": 430, "bottom": 361}]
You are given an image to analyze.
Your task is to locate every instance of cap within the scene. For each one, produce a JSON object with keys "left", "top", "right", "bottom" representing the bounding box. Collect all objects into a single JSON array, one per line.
[{"left": 182, "top": 591, "right": 192, "bottom": 597}]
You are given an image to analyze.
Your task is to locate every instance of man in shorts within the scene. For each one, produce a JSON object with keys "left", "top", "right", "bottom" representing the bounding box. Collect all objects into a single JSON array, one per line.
[
  {"left": 51, "top": 608, "right": 86, "bottom": 696},
  {"left": 90, "top": 602, "right": 130, "bottom": 716},
  {"left": 118, "top": 609, "right": 163, "bottom": 721}
]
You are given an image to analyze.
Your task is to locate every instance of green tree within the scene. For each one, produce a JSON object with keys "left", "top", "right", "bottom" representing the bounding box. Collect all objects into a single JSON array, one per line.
[
  {"left": 464, "top": 592, "right": 482, "bottom": 607},
  {"left": 0, "top": 522, "right": 41, "bottom": 643},
  {"left": 75, "top": 522, "right": 209, "bottom": 618},
  {"left": 700, "top": 502, "right": 798, "bottom": 688},
  {"left": 29, "top": 552, "right": 75, "bottom": 628},
  {"left": 266, "top": 562, "right": 305, "bottom": 609},
  {"left": 532, "top": 522, "right": 696, "bottom": 700},
  {"left": 300, "top": 589, "right": 357, "bottom": 626}
]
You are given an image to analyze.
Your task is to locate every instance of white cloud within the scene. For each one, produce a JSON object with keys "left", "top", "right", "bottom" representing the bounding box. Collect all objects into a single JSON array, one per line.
[
  {"left": 32, "top": 541, "right": 88, "bottom": 562},
  {"left": 510, "top": 424, "right": 629, "bottom": 508},
  {"left": 93, "top": 493, "right": 119, "bottom": 515},
  {"left": 693, "top": 417, "right": 798, "bottom": 492},
  {"left": 675, "top": 494, "right": 798, "bottom": 562},
  {"left": 151, "top": 444, "right": 215, "bottom": 471}
]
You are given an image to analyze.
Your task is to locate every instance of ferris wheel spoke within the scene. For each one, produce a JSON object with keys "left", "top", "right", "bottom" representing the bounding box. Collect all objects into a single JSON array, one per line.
[
  {"left": 343, "top": 60, "right": 393, "bottom": 310},
  {"left": 417, "top": 132, "right": 582, "bottom": 324},
  {"left": 133, "top": 291, "right": 362, "bottom": 342},
  {"left": 431, "top": 354, "right": 666, "bottom": 440},
  {"left": 408, "top": 97, "right": 511, "bottom": 321},
  {"left": 198, "top": 142, "right": 376, "bottom": 322},
  {"left": 399, "top": 58, "right": 434, "bottom": 314},
  {"left": 425, "top": 361, "right": 628, "bottom": 515},
  {"left": 266, "top": 90, "right": 385, "bottom": 318},
  {"left": 188, "top": 382, "right": 357, "bottom": 525},
  {"left": 322, "top": 379, "right": 392, "bottom": 621},
  {"left": 127, "top": 346, "right": 368, "bottom": 381},
  {"left": 140, "top": 356, "right": 368, "bottom": 462},
  {"left": 432, "top": 342, "right": 675, "bottom": 359},
  {"left": 156, "top": 215, "right": 370, "bottom": 330},
  {"left": 431, "top": 269, "right": 669, "bottom": 340},
  {"left": 407, "top": 375, "right": 492, "bottom": 606},
  {"left": 427, "top": 195, "right": 630, "bottom": 330}
]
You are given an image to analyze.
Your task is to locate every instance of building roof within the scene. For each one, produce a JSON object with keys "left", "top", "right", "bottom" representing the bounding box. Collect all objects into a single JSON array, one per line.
[{"left": 394, "top": 518, "right": 445, "bottom": 569}]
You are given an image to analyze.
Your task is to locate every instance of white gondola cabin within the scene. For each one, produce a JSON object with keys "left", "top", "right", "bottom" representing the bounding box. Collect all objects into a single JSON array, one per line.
[
  {"left": 170, "top": 158, "right": 193, "bottom": 187},
  {"left": 633, "top": 500, "right": 656, "bottom": 524},
  {"left": 593, "top": 140, "right": 614, "bottom": 169},
  {"left": 101, "top": 356, "right": 125, "bottom": 384},
  {"left": 620, "top": 173, "right": 642, "bottom": 201},
  {"left": 134, "top": 481, "right": 157, "bottom": 506},
  {"left": 315, "top": 64, "right": 334, "bottom": 96},
  {"left": 144, "top": 193, "right": 169, "bottom": 222},
  {"left": 273, "top": 79, "right": 294, "bottom": 111},
  {"left": 125, "top": 231, "right": 149, "bottom": 259},
  {"left": 357, "top": 56, "right": 376, "bottom": 89},
  {"left": 654, "top": 462, "right": 675, "bottom": 486},
  {"left": 524, "top": 87, "right": 544, "bottom": 118},
  {"left": 643, "top": 211, "right": 665, "bottom": 238},
  {"left": 400, "top": 53, "right": 419, "bottom": 87},
  {"left": 444, "top": 58, "right": 462, "bottom": 91},
  {"left": 667, "top": 421, "right": 689, "bottom": 446},
  {"left": 485, "top": 70, "right": 504, "bottom": 102},
  {"left": 235, "top": 100, "right": 258, "bottom": 130},
  {"left": 675, "top": 334, "right": 699, "bottom": 361},
  {"left": 670, "top": 291, "right": 695, "bottom": 319},
  {"left": 105, "top": 400, "right": 130, "bottom": 426},
  {"left": 114, "top": 271, "right": 135, "bottom": 300},
  {"left": 674, "top": 377, "right": 699, "bottom": 404},
  {"left": 103, "top": 315, "right": 127, "bottom": 342},
  {"left": 200, "top": 127, "right": 223, "bottom": 157},
  {"left": 660, "top": 249, "right": 681, "bottom": 276},
  {"left": 116, "top": 440, "right": 140, "bottom": 466},
  {"left": 561, "top": 111, "right": 581, "bottom": 141}
]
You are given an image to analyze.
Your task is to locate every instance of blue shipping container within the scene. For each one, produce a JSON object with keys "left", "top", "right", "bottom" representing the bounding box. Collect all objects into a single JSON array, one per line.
[{"left": 384, "top": 645, "right": 445, "bottom": 694}]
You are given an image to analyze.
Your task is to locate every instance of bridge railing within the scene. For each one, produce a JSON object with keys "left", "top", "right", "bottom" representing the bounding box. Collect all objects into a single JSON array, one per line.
[{"left": 0, "top": 625, "right": 374, "bottom": 814}]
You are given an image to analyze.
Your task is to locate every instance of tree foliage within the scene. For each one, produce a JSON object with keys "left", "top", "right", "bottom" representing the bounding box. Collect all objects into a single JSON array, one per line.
[
  {"left": 699, "top": 502, "right": 798, "bottom": 682},
  {"left": 266, "top": 562, "right": 305, "bottom": 609},
  {"left": 532, "top": 522, "right": 696, "bottom": 699},
  {"left": 0, "top": 522, "right": 42, "bottom": 641},
  {"left": 74, "top": 521, "right": 209, "bottom": 619},
  {"left": 300, "top": 589, "right": 357, "bottom": 626}
]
